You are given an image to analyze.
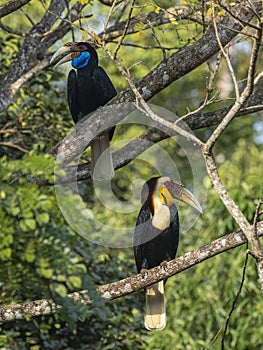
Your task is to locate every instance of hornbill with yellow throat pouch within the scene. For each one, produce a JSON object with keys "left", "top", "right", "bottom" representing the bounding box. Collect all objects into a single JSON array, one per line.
[
  {"left": 50, "top": 42, "right": 116, "bottom": 180},
  {"left": 134, "top": 176, "right": 203, "bottom": 331}
]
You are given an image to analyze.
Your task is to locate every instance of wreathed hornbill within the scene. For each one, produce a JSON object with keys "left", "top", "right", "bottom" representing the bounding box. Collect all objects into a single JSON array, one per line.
[
  {"left": 50, "top": 42, "right": 117, "bottom": 180},
  {"left": 134, "top": 176, "right": 202, "bottom": 331}
]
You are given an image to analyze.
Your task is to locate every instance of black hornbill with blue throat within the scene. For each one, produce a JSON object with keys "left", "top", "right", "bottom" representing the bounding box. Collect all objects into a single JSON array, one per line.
[
  {"left": 50, "top": 42, "right": 117, "bottom": 180},
  {"left": 134, "top": 176, "right": 202, "bottom": 331}
]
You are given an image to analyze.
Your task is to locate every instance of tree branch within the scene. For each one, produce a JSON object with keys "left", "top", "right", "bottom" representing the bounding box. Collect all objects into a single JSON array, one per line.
[
  {"left": 0, "top": 0, "right": 31, "bottom": 19},
  {"left": 0, "top": 0, "right": 84, "bottom": 113},
  {"left": 0, "top": 1, "right": 259, "bottom": 114},
  {"left": 117, "top": 1, "right": 261, "bottom": 104},
  {"left": 251, "top": 200, "right": 263, "bottom": 292},
  {"left": 1, "top": 222, "right": 262, "bottom": 322},
  {"left": 202, "top": 11, "right": 262, "bottom": 242},
  {"left": 0, "top": 141, "right": 29, "bottom": 153},
  {"left": 50, "top": 85, "right": 262, "bottom": 185},
  {"left": 101, "top": 5, "right": 194, "bottom": 41}
]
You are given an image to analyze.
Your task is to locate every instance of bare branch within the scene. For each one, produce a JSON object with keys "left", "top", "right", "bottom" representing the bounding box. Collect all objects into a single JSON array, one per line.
[
  {"left": 221, "top": 247, "right": 249, "bottom": 349},
  {"left": 0, "top": 141, "right": 29, "bottom": 153},
  {"left": 0, "top": 0, "right": 84, "bottom": 113},
  {"left": 0, "top": 0, "right": 31, "bottom": 19},
  {"left": 201, "top": 12, "right": 263, "bottom": 248},
  {"left": 1, "top": 222, "right": 262, "bottom": 323},
  {"left": 101, "top": 5, "right": 194, "bottom": 41},
  {"left": 117, "top": 2, "right": 261, "bottom": 104},
  {"left": 251, "top": 200, "right": 263, "bottom": 292},
  {"left": 102, "top": 0, "right": 119, "bottom": 38},
  {"left": 113, "top": 0, "right": 135, "bottom": 58},
  {"left": 205, "top": 15, "right": 262, "bottom": 150},
  {"left": 0, "top": 1, "right": 259, "bottom": 115},
  {"left": 102, "top": 42, "right": 203, "bottom": 147},
  {"left": 98, "top": 0, "right": 123, "bottom": 6},
  {"left": 212, "top": 4, "right": 240, "bottom": 99},
  {"left": 202, "top": 150, "right": 253, "bottom": 239}
]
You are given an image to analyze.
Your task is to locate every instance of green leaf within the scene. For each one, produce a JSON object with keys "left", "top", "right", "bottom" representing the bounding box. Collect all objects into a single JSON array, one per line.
[
  {"left": 0, "top": 248, "right": 12, "bottom": 259},
  {"left": 10, "top": 207, "right": 20, "bottom": 216},
  {"left": 52, "top": 283, "right": 67, "bottom": 297},
  {"left": 68, "top": 275, "right": 82, "bottom": 289},
  {"left": 36, "top": 212, "right": 49, "bottom": 225},
  {"left": 37, "top": 267, "right": 53, "bottom": 279},
  {"left": 19, "top": 220, "right": 28, "bottom": 232},
  {"left": 24, "top": 218, "right": 36, "bottom": 230},
  {"left": 25, "top": 241, "right": 36, "bottom": 263}
]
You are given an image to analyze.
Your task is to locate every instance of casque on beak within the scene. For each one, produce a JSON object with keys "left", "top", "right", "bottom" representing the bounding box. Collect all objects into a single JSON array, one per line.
[
  {"left": 50, "top": 42, "right": 81, "bottom": 67},
  {"left": 165, "top": 180, "right": 203, "bottom": 214}
]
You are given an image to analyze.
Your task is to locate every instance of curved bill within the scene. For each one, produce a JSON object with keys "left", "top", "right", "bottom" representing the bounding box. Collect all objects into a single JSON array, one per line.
[
  {"left": 166, "top": 180, "right": 203, "bottom": 214},
  {"left": 50, "top": 42, "right": 80, "bottom": 67}
]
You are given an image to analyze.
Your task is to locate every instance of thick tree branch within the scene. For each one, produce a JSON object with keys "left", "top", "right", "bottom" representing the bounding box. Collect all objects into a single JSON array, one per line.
[
  {"left": 0, "top": 0, "right": 66, "bottom": 112},
  {"left": 0, "top": 1, "right": 259, "bottom": 116},
  {"left": 117, "top": 1, "right": 261, "bottom": 104},
  {"left": 1, "top": 222, "right": 262, "bottom": 322},
  {"left": 0, "top": 1, "right": 84, "bottom": 113},
  {"left": 50, "top": 84, "right": 262, "bottom": 185},
  {"left": 251, "top": 200, "right": 263, "bottom": 292},
  {"left": 0, "top": 0, "right": 31, "bottom": 19},
  {"left": 45, "top": 1, "right": 262, "bottom": 183}
]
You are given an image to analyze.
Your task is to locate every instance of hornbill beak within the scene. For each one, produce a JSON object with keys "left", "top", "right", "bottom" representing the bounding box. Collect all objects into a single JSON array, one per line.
[
  {"left": 50, "top": 42, "right": 81, "bottom": 67},
  {"left": 165, "top": 180, "right": 203, "bottom": 214}
]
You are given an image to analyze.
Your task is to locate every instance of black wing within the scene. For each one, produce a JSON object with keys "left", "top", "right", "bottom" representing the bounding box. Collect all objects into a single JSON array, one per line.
[
  {"left": 167, "top": 204, "right": 180, "bottom": 261},
  {"left": 133, "top": 205, "right": 151, "bottom": 273},
  {"left": 67, "top": 69, "right": 79, "bottom": 124},
  {"left": 93, "top": 66, "right": 117, "bottom": 140},
  {"left": 93, "top": 66, "right": 117, "bottom": 106}
]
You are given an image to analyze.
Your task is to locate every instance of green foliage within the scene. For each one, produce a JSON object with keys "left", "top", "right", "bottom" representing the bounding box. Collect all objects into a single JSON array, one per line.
[
  {"left": 0, "top": 151, "right": 145, "bottom": 348},
  {"left": 1, "top": 1, "right": 263, "bottom": 349},
  {"left": 0, "top": 34, "right": 19, "bottom": 73}
]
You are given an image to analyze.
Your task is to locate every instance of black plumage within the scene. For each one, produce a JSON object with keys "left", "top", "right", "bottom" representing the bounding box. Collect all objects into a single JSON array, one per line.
[
  {"left": 50, "top": 42, "right": 116, "bottom": 179},
  {"left": 67, "top": 44, "right": 117, "bottom": 129},
  {"left": 134, "top": 184, "right": 179, "bottom": 274},
  {"left": 134, "top": 204, "right": 179, "bottom": 272},
  {"left": 133, "top": 176, "right": 202, "bottom": 331}
]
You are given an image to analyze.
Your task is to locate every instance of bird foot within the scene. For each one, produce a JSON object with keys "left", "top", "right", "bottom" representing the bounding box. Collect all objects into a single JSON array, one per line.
[
  {"left": 160, "top": 261, "right": 169, "bottom": 271},
  {"left": 140, "top": 268, "right": 148, "bottom": 280}
]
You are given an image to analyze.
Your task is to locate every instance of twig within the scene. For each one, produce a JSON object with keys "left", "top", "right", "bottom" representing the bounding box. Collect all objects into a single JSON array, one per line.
[
  {"left": 0, "top": 22, "right": 25, "bottom": 36},
  {"left": 102, "top": 43, "right": 203, "bottom": 147},
  {"left": 207, "top": 51, "right": 223, "bottom": 93},
  {"left": 0, "top": 141, "right": 29, "bottom": 153},
  {"left": 106, "top": 40, "right": 178, "bottom": 50},
  {"left": 201, "top": 15, "right": 263, "bottom": 243},
  {"left": 218, "top": 0, "right": 261, "bottom": 31},
  {"left": 113, "top": 0, "right": 135, "bottom": 58},
  {"left": 19, "top": 6, "right": 35, "bottom": 27},
  {"left": 204, "top": 12, "right": 262, "bottom": 151},
  {"left": 102, "top": 0, "right": 119, "bottom": 39},
  {"left": 212, "top": 1, "right": 240, "bottom": 99},
  {"left": 201, "top": 150, "right": 252, "bottom": 237},
  {"left": 221, "top": 246, "right": 249, "bottom": 350},
  {"left": 148, "top": 19, "right": 167, "bottom": 60}
]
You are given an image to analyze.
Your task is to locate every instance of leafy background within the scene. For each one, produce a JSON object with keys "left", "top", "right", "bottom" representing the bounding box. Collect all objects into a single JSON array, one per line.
[{"left": 0, "top": 0, "right": 263, "bottom": 349}]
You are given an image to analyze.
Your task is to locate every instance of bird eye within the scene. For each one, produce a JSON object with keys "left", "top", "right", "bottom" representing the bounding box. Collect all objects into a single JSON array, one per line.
[{"left": 79, "top": 44, "right": 88, "bottom": 51}]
